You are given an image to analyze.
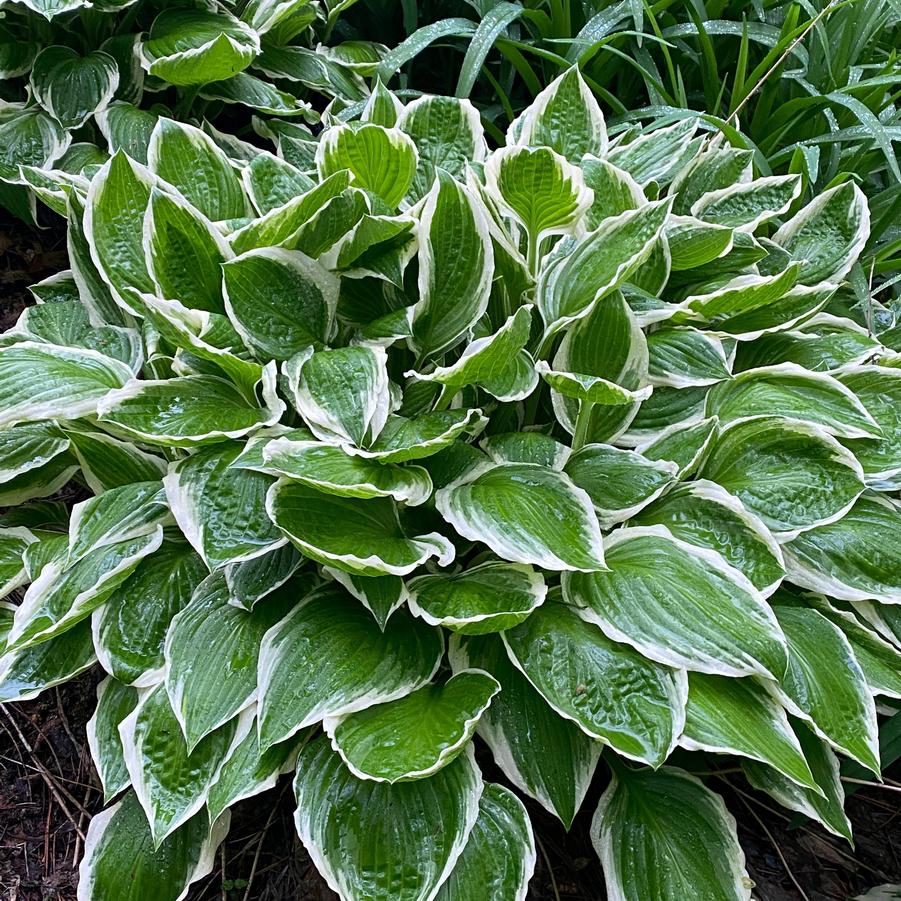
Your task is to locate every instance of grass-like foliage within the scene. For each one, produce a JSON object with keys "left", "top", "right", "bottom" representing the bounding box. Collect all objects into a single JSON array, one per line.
[{"left": 1, "top": 15, "right": 901, "bottom": 901}]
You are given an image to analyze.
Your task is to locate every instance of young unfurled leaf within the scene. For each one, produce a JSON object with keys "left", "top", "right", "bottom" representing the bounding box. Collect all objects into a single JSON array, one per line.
[
  {"left": 407, "top": 561, "right": 546, "bottom": 634},
  {"left": 436, "top": 462, "right": 606, "bottom": 572},
  {"left": 564, "top": 526, "right": 787, "bottom": 678},
  {"left": 411, "top": 170, "right": 494, "bottom": 359},
  {"left": 316, "top": 123, "right": 418, "bottom": 208},
  {"left": 450, "top": 633, "right": 601, "bottom": 828},
  {"left": 324, "top": 670, "right": 499, "bottom": 782},
  {"left": 592, "top": 766, "right": 752, "bottom": 901},
  {"left": 258, "top": 584, "right": 443, "bottom": 749},
  {"left": 31, "top": 46, "right": 119, "bottom": 130},
  {"left": 504, "top": 600, "right": 686, "bottom": 767},
  {"left": 294, "top": 735, "right": 482, "bottom": 901}
]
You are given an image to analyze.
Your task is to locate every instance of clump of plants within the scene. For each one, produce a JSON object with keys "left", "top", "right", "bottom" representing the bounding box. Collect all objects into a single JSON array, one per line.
[{"left": 2, "top": 58, "right": 901, "bottom": 901}]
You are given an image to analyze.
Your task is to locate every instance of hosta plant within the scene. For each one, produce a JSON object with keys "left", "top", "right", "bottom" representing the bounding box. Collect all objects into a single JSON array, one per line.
[{"left": 2, "top": 66, "right": 901, "bottom": 901}]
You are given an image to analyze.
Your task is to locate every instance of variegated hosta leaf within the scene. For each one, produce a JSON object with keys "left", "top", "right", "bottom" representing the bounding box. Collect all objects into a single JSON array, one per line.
[
  {"left": 317, "top": 123, "right": 418, "bottom": 208},
  {"left": 0, "top": 342, "right": 132, "bottom": 428},
  {"left": 636, "top": 416, "right": 719, "bottom": 479},
  {"left": 691, "top": 174, "right": 802, "bottom": 231},
  {"left": 773, "top": 604, "right": 880, "bottom": 774},
  {"left": 706, "top": 364, "right": 881, "bottom": 439},
  {"left": 31, "top": 46, "right": 119, "bottom": 130},
  {"left": 565, "top": 443, "right": 677, "bottom": 529},
  {"left": 407, "top": 561, "right": 546, "bottom": 634},
  {"left": 450, "top": 633, "right": 601, "bottom": 828},
  {"left": 93, "top": 541, "right": 207, "bottom": 687},
  {"left": 536, "top": 362, "right": 652, "bottom": 406},
  {"left": 701, "top": 417, "right": 865, "bottom": 535},
  {"left": 503, "top": 599, "right": 686, "bottom": 767},
  {"left": 681, "top": 672, "right": 817, "bottom": 789},
  {"left": 148, "top": 118, "right": 248, "bottom": 222},
  {"left": 606, "top": 119, "right": 699, "bottom": 186},
  {"left": 742, "top": 721, "right": 853, "bottom": 842},
  {"left": 773, "top": 181, "right": 870, "bottom": 286},
  {"left": 86, "top": 677, "right": 138, "bottom": 802},
  {"left": 411, "top": 169, "right": 494, "bottom": 359},
  {"left": 258, "top": 584, "right": 443, "bottom": 749},
  {"left": 436, "top": 462, "right": 606, "bottom": 571},
  {"left": 283, "top": 344, "right": 391, "bottom": 447},
  {"left": 563, "top": 526, "right": 787, "bottom": 678},
  {"left": 165, "top": 573, "right": 296, "bottom": 750},
  {"left": 9, "top": 528, "right": 163, "bottom": 651},
  {"left": 508, "top": 67, "right": 606, "bottom": 162},
  {"left": 165, "top": 443, "right": 286, "bottom": 570},
  {"left": 404, "top": 305, "right": 537, "bottom": 403},
  {"left": 580, "top": 157, "right": 645, "bottom": 228},
  {"left": 67, "top": 428, "right": 167, "bottom": 493},
  {"left": 119, "top": 683, "right": 250, "bottom": 846},
  {"left": 294, "top": 735, "right": 482, "bottom": 901},
  {"left": 782, "top": 493, "right": 901, "bottom": 603},
  {"left": 222, "top": 247, "right": 338, "bottom": 360},
  {"left": 97, "top": 370, "right": 283, "bottom": 447},
  {"left": 324, "top": 670, "right": 499, "bottom": 782},
  {"left": 225, "top": 543, "right": 303, "bottom": 611},
  {"left": 537, "top": 200, "right": 670, "bottom": 336},
  {"left": 0, "top": 527, "right": 37, "bottom": 599},
  {"left": 646, "top": 327, "right": 732, "bottom": 388},
  {"left": 267, "top": 481, "right": 454, "bottom": 576},
  {"left": 77, "top": 791, "right": 230, "bottom": 901},
  {"left": 630, "top": 480, "right": 784, "bottom": 595},
  {"left": 434, "top": 782, "right": 535, "bottom": 901},
  {"left": 592, "top": 766, "right": 752, "bottom": 901},
  {"left": 141, "top": 8, "right": 260, "bottom": 87},
  {"left": 325, "top": 568, "right": 408, "bottom": 630}
]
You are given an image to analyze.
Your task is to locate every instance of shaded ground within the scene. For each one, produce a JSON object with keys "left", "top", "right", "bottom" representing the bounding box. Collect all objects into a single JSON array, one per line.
[{"left": 3, "top": 210, "right": 901, "bottom": 901}]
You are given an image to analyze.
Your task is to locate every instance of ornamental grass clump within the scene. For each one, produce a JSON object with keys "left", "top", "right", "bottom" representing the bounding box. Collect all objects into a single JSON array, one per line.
[{"left": 1, "top": 64, "right": 901, "bottom": 901}]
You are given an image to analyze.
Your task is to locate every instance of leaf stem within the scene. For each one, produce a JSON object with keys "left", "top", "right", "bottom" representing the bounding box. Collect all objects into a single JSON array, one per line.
[{"left": 571, "top": 400, "right": 594, "bottom": 451}]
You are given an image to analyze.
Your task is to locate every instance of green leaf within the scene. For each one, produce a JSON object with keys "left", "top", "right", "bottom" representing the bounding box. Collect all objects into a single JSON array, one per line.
[
  {"left": 201, "top": 73, "right": 313, "bottom": 118},
  {"left": 165, "top": 572, "right": 294, "bottom": 749},
  {"left": 243, "top": 151, "right": 314, "bottom": 216},
  {"left": 580, "top": 156, "right": 645, "bottom": 229},
  {"left": 450, "top": 633, "right": 601, "bottom": 828},
  {"left": 504, "top": 599, "right": 685, "bottom": 767},
  {"left": 86, "top": 677, "right": 138, "bottom": 802},
  {"left": 681, "top": 672, "right": 817, "bottom": 789},
  {"left": 316, "top": 123, "right": 417, "bottom": 208},
  {"left": 258, "top": 584, "right": 442, "bottom": 749},
  {"left": 509, "top": 67, "right": 606, "bottom": 162},
  {"left": 700, "top": 417, "right": 865, "bottom": 534},
  {"left": 434, "top": 782, "right": 536, "bottom": 901},
  {"left": 31, "top": 46, "right": 119, "bottom": 130},
  {"left": 66, "top": 428, "right": 167, "bottom": 493},
  {"left": 119, "top": 683, "right": 249, "bottom": 846},
  {"left": 254, "top": 436, "right": 433, "bottom": 505},
  {"left": 267, "top": 481, "right": 454, "bottom": 576},
  {"left": 564, "top": 526, "right": 787, "bottom": 678},
  {"left": 774, "top": 605, "right": 879, "bottom": 774},
  {"left": 706, "top": 363, "right": 880, "bottom": 439},
  {"left": 411, "top": 169, "right": 494, "bottom": 359},
  {"left": 647, "top": 327, "right": 733, "bottom": 388},
  {"left": 592, "top": 766, "right": 752, "bottom": 901},
  {"left": 436, "top": 462, "right": 606, "bottom": 572},
  {"left": 324, "top": 670, "right": 499, "bottom": 782},
  {"left": 95, "top": 102, "right": 157, "bottom": 166},
  {"left": 324, "top": 569, "right": 408, "bottom": 630},
  {"left": 636, "top": 416, "right": 719, "bottom": 479},
  {"left": 565, "top": 443, "right": 677, "bottom": 529},
  {"left": 0, "top": 342, "right": 131, "bottom": 428},
  {"left": 538, "top": 199, "right": 670, "bottom": 336},
  {"left": 85, "top": 152, "right": 156, "bottom": 308},
  {"left": 224, "top": 544, "right": 303, "bottom": 612},
  {"left": 630, "top": 480, "right": 785, "bottom": 595},
  {"left": 742, "top": 721, "right": 853, "bottom": 842},
  {"left": 0, "top": 422, "right": 70, "bottom": 486},
  {"left": 773, "top": 181, "right": 870, "bottom": 285},
  {"left": 481, "top": 432, "right": 570, "bottom": 469},
  {"left": 97, "top": 370, "right": 283, "bottom": 448},
  {"left": 664, "top": 217, "right": 733, "bottom": 271},
  {"left": 93, "top": 541, "right": 207, "bottom": 686},
  {"left": 405, "top": 306, "right": 537, "bottom": 402},
  {"left": 141, "top": 9, "right": 260, "bottom": 87},
  {"left": 77, "top": 791, "right": 230, "bottom": 901},
  {"left": 0, "top": 527, "right": 37, "bottom": 599},
  {"left": 485, "top": 146, "right": 592, "bottom": 250},
  {"left": 691, "top": 175, "right": 801, "bottom": 233},
  {"left": 782, "top": 493, "right": 901, "bottom": 603},
  {"left": 222, "top": 247, "right": 338, "bottom": 360},
  {"left": 408, "top": 561, "right": 546, "bottom": 634},
  {"left": 0, "top": 106, "right": 68, "bottom": 182},
  {"left": 671, "top": 146, "right": 753, "bottom": 214},
  {"left": 165, "top": 443, "right": 286, "bottom": 570},
  {"left": 294, "top": 734, "right": 482, "bottom": 901}
]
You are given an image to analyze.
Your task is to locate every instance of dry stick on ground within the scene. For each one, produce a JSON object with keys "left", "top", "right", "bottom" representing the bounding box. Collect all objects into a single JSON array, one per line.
[
  {"left": 0, "top": 707, "right": 86, "bottom": 842},
  {"left": 242, "top": 783, "right": 289, "bottom": 901},
  {"left": 534, "top": 834, "right": 562, "bottom": 901}
]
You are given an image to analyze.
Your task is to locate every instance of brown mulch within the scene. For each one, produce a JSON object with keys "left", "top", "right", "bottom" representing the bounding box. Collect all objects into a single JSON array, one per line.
[{"left": 3, "top": 209, "right": 901, "bottom": 901}]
